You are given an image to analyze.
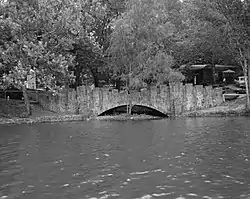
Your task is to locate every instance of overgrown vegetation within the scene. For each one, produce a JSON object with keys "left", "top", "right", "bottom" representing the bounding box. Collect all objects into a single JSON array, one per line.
[{"left": 0, "top": 0, "right": 249, "bottom": 115}]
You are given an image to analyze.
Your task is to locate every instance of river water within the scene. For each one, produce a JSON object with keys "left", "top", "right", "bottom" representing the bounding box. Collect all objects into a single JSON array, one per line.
[{"left": 0, "top": 117, "right": 250, "bottom": 199}]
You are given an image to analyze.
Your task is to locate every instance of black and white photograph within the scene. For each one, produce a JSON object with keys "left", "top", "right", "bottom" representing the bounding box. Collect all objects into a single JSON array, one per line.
[{"left": 0, "top": 0, "right": 249, "bottom": 198}]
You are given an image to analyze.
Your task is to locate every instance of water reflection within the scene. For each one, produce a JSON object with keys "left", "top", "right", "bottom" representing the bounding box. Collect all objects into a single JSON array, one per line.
[{"left": 0, "top": 117, "right": 250, "bottom": 198}]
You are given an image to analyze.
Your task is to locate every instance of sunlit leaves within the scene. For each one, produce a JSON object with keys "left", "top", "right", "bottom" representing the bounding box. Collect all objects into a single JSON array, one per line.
[
  {"left": 107, "top": 0, "right": 184, "bottom": 88},
  {"left": 0, "top": 0, "right": 94, "bottom": 91},
  {"left": 181, "top": 0, "right": 249, "bottom": 64}
]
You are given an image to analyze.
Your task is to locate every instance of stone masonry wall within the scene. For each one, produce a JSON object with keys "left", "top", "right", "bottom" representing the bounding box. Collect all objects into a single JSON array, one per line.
[{"left": 37, "top": 83, "right": 224, "bottom": 116}]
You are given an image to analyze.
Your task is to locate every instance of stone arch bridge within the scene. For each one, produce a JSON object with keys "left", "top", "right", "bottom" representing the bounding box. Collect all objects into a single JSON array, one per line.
[{"left": 38, "top": 83, "right": 223, "bottom": 117}]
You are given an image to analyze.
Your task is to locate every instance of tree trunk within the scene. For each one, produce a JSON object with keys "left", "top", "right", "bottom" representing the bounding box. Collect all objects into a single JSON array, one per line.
[
  {"left": 212, "top": 65, "right": 216, "bottom": 84},
  {"left": 241, "top": 58, "right": 250, "bottom": 110},
  {"left": 126, "top": 96, "right": 132, "bottom": 115},
  {"left": 75, "top": 64, "right": 82, "bottom": 88},
  {"left": 211, "top": 53, "right": 216, "bottom": 84},
  {"left": 247, "top": 50, "right": 250, "bottom": 110},
  {"left": 93, "top": 75, "right": 99, "bottom": 87},
  {"left": 126, "top": 81, "right": 130, "bottom": 115},
  {"left": 238, "top": 47, "right": 250, "bottom": 110},
  {"left": 243, "top": 74, "right": 249, "bottom": 109},
  {"left": 126, "top": 87, "right": 129, "bottom": 115},
  {"left": 129, "top": 101, "right": 132, "bottom": 115},
  {"left": 21, "top": 85, "right": 31, "bottom": 116},
  {"left": 128, "top": 62, "right": 132, "bottom": 115},
  {"left": 245, "top": 57, "right": 250, "bottom": 110},
  {"left": 115, "top": 78, "right": 121, "bottom": 91},
  {"left": 89, "top": 67, "right": 99, "bottom": 88},
  {"left": 65, "top": 81, "right": 69, "bottom": 113}
]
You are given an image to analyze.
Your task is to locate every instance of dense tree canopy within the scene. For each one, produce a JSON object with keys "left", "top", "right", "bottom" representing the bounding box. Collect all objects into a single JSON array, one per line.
[
  {"left": 0, "top": 0, "right": 249, "bottom": 111},
  {"left": 180, "top": 0, "right": 250, "bottom": 107},
  {"left": 0, "top": 0, "right": 95, "bottom": 113},
  {"left": 107, "top": 0, "right": 185, "bottom": 89}
]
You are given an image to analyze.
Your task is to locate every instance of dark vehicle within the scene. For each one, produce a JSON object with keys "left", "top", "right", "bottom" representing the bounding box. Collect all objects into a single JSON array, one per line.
[
  {"left": 222, "top": 86, "right": 235, "bottom": 94},
  {"left": 236, "top": 89, "right": 246, "bottom": 94},
  {"left": 222, "top": 85, "right": 245, "bottom": 94},
  {"left": 223, "top": 94, "right": 240, "bottom": 101},
  {"left": 235, "top": 76, "right": 246, "bottom": 88},
  {"left": 0, "top": 86, "right": 23, "bottom": 100}
]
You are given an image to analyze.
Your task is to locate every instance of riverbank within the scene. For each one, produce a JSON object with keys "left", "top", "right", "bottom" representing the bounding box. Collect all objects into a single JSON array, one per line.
[
  {"left": 97, "top": 114, "right": 163, "bottom": 121},
  {"left": 0, "top": 97, "right": 249, "bottom": 125},
  {"left": 0, "top": 113, "right": 163, "bottom": 125},
  {"left": 0, "top": 114, "right": 91, "bottom": 125},
  {"left": 183, "top": 96, "right": 250, "bottom": 117}
]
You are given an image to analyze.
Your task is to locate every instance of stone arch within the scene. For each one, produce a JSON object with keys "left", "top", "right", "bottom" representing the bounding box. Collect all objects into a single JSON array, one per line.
[{"left": 97, "top": 104, "right": 169, "bottom": 117}]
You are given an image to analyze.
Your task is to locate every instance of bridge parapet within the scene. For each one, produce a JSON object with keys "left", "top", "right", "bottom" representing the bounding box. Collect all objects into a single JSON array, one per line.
[{"left": 37, "top": 83, "right": 223, "bottom": 117}]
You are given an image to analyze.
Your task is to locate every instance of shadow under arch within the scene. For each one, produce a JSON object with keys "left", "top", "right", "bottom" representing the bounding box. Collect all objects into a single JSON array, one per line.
[{"left": 98, "top": 104, "right": 168, "bottom": 117}]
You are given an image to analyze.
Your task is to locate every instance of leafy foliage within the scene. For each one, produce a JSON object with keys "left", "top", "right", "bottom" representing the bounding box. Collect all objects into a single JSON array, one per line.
[
  {"left": 107, "top": 0, "right": 184, "bottom": 89},
  {"left": 67, "top": 0, "right": 126, "bottom": 87},
  {"left": 0, "top": 0, "right": 249, "bottom": 106},
  {"left": 0, "top": 0, "right": 96, "bottom": 113},
  {"left": 178, "top": 0, "right": 249, "bottom": 66},
  {"left": 179, "top": 0, "right": 250, "bottom": 107},
  {"left": 1, "top": 0, "right": 79, "bottom": 88}
]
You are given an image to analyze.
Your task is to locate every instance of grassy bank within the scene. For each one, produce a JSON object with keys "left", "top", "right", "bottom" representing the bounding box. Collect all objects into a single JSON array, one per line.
[
  {"left": 0, "top": 99, "right": 28, "bottom": 118},
  {"left": 0, "top": 114, "right": 90, "bottom": 125},
  {"left": 0, "top": 99, "right": 90, "bottom": 125},
  {"left": 183, "top": 96, "right": 249, "bottom": 117}
]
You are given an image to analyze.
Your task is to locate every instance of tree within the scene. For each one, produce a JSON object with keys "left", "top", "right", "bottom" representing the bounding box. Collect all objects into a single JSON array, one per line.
[
  {"left": 71, "top": 36, "right": 103, "bottom": 88},
  {"left": 182, "top": 0, "right": 250, "bottom": 108},
  {"left": 0, "top": 0, "right": 88, "bottom": 115},
  {"left": 107, "top": 0, "right": 184, "bottom": 114},
  {"left": 212, "top": 0, "right": 250, "bottom": 108},
  {"left": 107, "top": 0, "right": 184, "bottom": 87},
  {"left": 69, "top": 0, "right": 127, "bottom": 88},
  {"left": 89, "top": 0, "right": 127, "bottom": 52}
]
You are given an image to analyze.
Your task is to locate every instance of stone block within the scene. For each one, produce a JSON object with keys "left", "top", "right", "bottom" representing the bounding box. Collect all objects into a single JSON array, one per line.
[
  {"left": 92, "top": 88, "right": 100, "bottom": 115},
  {"left": 212, "top": 87, "right": 223, "bottom": 106},
  {"left": 98, "top": 89, "right": 103, "bottom": 111},
  {"left": 140, "top": 88, "right": 150, "bottom": 105},
  {"left": 203, "top": 86, "right": 213, "bottom": 108},
  {"left": 119, "top": 90, "right": 128, "bottom": 105},
  {"left": 150, "top": 86, "right": 158, "bottom": 108},
  {"left": 158, "top": 85, "right": 168, "bottom": 112},
  {"left": 130, "top": 91, "right": 140, "bottom": 105},
  {"left": 100, "top": 89, "right": 109, "bottom": 114},
  {"left": 195, "top": 85, "right": 204, "bottom": 110},
  {"left": 175, "top": 83, "right": 184, "bottom": 115},
  {"left": 67, "top": 89, "right": 77, "bottom": 114},
  {"left": 183, "top": 84, "right": 194, "bottom": 111}
]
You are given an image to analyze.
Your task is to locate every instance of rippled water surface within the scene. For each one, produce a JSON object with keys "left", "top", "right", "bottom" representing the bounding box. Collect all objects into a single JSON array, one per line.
[{"left": 0, "top": 117, "right": 250, "bottom": 199}]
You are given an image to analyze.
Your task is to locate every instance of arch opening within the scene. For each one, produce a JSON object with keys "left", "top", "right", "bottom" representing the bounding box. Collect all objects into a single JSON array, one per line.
[{"left": 98, "top": 105, "right": 168, "bottom": 117}]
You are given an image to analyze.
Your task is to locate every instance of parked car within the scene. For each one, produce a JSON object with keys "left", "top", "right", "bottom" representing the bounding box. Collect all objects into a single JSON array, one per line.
[
  {"left": 222, "top": 86, "right": 235, "bottom": 94},
  {"left": 235, "top": 76, "right": 246, "bottom": 88},
  {"left": 236, "top": 89, "right": 246, "bottom": 94}
]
